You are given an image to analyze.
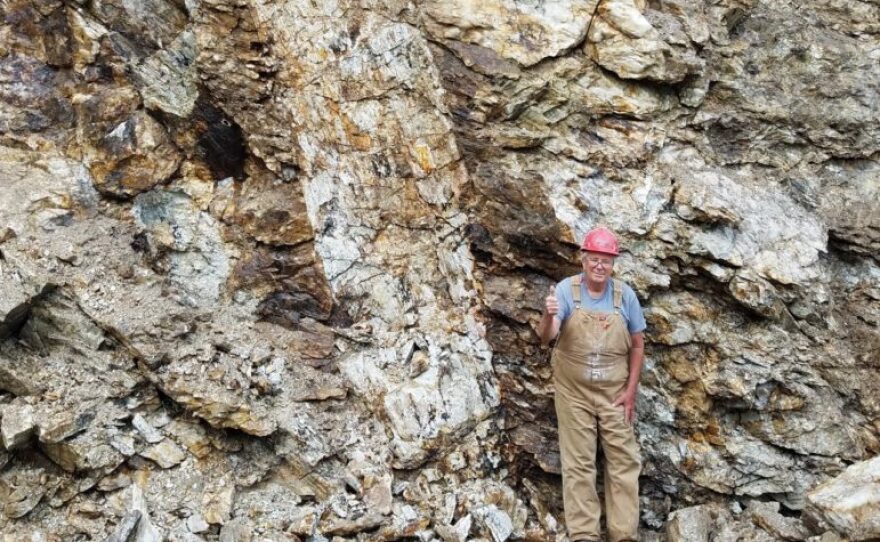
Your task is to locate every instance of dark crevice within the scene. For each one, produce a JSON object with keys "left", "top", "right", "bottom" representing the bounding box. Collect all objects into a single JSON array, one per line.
[
  {"left": 0, "top": 284, "right": 56, "bottom": 341},
  {"left": 257, "top": 291, "right": 330, "bottom": 328},
  {"left": 826, "top": 230, "right": 878, "bottom": 263},
  {"left": 158, "top": 91, "right": 248, "bottom": 181}
]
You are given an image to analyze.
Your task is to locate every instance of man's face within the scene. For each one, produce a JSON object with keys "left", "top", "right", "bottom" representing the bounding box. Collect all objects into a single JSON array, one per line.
[{"left": 582, "top": 251, "right": 614, "bottom": 284}]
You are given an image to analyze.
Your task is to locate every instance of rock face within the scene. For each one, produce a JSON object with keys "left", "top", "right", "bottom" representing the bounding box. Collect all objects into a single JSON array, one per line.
[
  {"left": 805, "top": 455, "right": 880, "bottom": 541},
  {"left": 0, "top": 0, "right": 878, "bottom": 540},
  {"left": 666, "top": 501, "right": 816, "bottom": 542}
]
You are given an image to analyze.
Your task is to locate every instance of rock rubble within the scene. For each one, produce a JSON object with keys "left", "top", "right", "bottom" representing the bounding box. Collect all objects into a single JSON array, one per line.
[{"left": 0, "top": 0, "right": 877, "bottom": 540}]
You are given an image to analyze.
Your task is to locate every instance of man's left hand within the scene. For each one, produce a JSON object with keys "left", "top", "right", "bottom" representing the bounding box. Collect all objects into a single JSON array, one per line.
[{"left": 612, "top": 389, "right": 637, "bottom": 424}]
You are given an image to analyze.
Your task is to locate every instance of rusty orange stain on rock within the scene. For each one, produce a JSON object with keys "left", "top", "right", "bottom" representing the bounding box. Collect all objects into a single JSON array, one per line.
[
  {"left": 769, "top": 387, "right": 806, "bottom": 411},
  {"left": 664, "top": 350, "right": 701, "bottom": 383},
  {"left": 771, "top": 414, "right": 788, "bottom": 435},
  {"left": 705, "top": 418, "right": 725, "bottom": 446},
  {"left": 350, "top": 134, "right": 372, "bottom": 150},
  {"left": 413, "top": 143, "right": 435, "bottom": 173},
  {"left": 339, "top": 112, "right": 373, "bottom": 151},
  {"left": 133, "top": 468, "right": 151, "bottom": 488},
  {"left": 676, "top": 381, "right": 712, "bottom": 424},
  {"left": 680, "top": 455, "right": 698, "bottom": 472}
]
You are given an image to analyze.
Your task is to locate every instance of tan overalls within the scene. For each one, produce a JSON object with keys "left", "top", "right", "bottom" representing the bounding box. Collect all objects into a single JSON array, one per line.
[{"left": 551, "top": 276, "right": 640, "bottom": 542}]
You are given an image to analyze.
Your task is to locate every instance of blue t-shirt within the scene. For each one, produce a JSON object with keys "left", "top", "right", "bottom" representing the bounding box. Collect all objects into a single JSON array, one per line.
[{"left": 554, "top": 275, "right": 646, "bottom": 334}]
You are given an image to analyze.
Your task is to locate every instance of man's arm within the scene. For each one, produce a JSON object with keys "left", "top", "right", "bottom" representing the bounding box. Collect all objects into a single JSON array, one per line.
[
  {"left": 538, "top": 312, "right": 561, "bottom": 346},
  {"left": 626, "top": 332, "right": 645, "bottom": 393},
  {"left": 613, "top": 331, "right": 644, "bottom": 423},
  {"left": 538, "top": 286, "right": 562, "bottom": 346}
]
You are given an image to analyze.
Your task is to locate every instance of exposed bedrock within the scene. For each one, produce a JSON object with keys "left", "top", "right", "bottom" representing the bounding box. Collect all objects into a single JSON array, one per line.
[{"left": 0, "top": 0, "right": 877, "bottom": 540}]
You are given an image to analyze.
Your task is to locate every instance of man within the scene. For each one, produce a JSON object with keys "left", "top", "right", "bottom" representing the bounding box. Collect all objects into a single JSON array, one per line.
[{"left": 537, "top": 226, "right": 646, "bottom": 542}]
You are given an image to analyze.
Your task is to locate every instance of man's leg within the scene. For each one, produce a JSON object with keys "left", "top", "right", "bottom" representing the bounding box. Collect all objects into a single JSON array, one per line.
[
  {"left": 597, "top": 381, "right": 641, "bottom": 542},
  {"left": 555, "top": 379, "right": 601, "bottom": 541}
]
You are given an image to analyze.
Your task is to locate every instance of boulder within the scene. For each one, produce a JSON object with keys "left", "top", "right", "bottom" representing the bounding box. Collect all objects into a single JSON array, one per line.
[{"left": 805, "top": 456, "right": 880, "bottom": 541}]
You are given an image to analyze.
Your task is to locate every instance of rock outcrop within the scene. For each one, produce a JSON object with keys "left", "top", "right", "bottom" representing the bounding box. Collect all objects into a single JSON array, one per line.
[
  {"left": 0, "top": 0, "right": 877, "bottom": 540},
  {"left": 805, "top": 455, "right": 880, "bottom": 542}
]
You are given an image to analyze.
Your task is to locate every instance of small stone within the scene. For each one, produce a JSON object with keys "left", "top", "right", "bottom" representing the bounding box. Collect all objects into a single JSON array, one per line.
[
  {"left": 88, "top": 111, "right": 182, "bottom": 198},
  {"left": 202, "top": 481, "right": 235, "bottom": 525},
  {"left": 186, "top": 513, "right": 210, "bottom": 533},
  {"left": 1, "top": 403, "right": 36, "bottom": 450},
  {"left": 436, "top": 514, "right": 472, "bottom": 542},
  {"left": 477, "top": 506, "right": 513, "bottom": 542},
  {"left": 110, "top": 435, "right": 138, "bottom": 457},
  {"left": 0, "top": 465, "right": 50, "bottom": 520},
  {"left": 37, "top": 410, "right": 91, "bottom": 444},
  {"left": 291, "top": 386, "right": 347, "bottom": 402},
  {"left": 74, "top": 501, "right": 104, "bottom": 519},
  {"left": 132, "top": 414, "right": 164, "bottom": 444},
  {"left": 55, "top": 243, "right": 80, "bottom": 266},
  {"left": 129, "top": 484, "right": 162, "bottom": 542},
  {"left": 41, "top": 439, "right": 124, "bottom": 474},
  {"left": 286, "top": 507, "right": 318, "bottom": 536},
  {"left": 98, "top": 471, "right": 132, "bottom": 492},
  {"left": 164, "top": 420, "right": 213, "bottom": 458},
  {"left": 133, "top": 30, "right": 198, "bottom": 117},
  {"left": 748, "top": 500, "right": 811, "bottom": 541},
  {"left": 320, "top": 512, "right": 385, "bottom": 536},
  {"left": 147, "top": 410, "right": 172, "bottom": 429},
  {"left": 442, "top": 451, "right": 467, "bottom": 472},
  {"left": 805, "top": 455, "right": 880, "bottom": 541},
  {"left": 363, "top": 472, "right": 393, "bottom": 515},
  {"left": 666, "top": 505, "right": 713, "bottom": 542},
  {"left": 140, "top": 438, "right": 186, "bottom": 469},
  {"left": 104, "top": 510, "right": 142, "bottom": 542},
  {"left": 219, "top": 519, "right": 252, "bottom": 542},
  {"left": 2, "top": 487, "right": 45, "bottom": 519}
]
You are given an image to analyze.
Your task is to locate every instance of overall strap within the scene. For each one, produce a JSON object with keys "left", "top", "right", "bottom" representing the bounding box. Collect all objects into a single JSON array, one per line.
[
  {"left": 570, "top": 274, "right": 582, "bottom": 307},
  {"left": 612, "top": 279, "right": 624, "bottom": 310}
]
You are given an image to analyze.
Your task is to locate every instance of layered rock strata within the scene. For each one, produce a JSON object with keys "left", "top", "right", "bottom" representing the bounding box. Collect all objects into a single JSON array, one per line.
[{"left": 0, "top": 0, "right": 877, "bottom": 540}]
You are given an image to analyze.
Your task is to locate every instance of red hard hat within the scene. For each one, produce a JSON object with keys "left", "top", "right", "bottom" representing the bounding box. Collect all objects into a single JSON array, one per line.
[{"left": 581, "top": 227, "right": 619, "bottom": 256}]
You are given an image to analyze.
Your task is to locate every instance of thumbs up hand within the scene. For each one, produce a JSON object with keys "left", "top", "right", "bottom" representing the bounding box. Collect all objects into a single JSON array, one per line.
[{"left": 545, "top": 286, "right": 559, "bottom": 316}]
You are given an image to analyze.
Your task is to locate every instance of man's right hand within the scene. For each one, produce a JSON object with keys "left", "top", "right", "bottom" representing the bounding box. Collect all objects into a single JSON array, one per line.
[
  {"left": 539, "top": 285, "right": 562, "bottom": 345},
  {"left": 545, "top": 286, "right": 559, "bottom": 316}
]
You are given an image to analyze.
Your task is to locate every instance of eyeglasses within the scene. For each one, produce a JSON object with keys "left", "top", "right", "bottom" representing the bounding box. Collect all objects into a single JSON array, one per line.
[{"left": 585, "top": 256, "right": 613, "bottom": 267}]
